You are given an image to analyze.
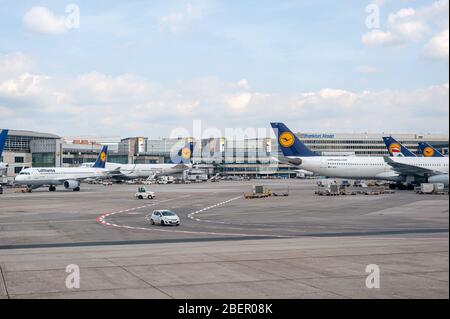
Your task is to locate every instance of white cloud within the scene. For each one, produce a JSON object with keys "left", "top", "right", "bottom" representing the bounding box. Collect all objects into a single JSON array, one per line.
[
  {"left": 0, "top": 73, "right": 49, "bottom": 98},
  {"left": 23, "top": 6, "right": 68, "bottom": 35},
  {"left": 0, "top": 52, "right": 33, "bottom": 79},
  {"left": 372, "top": 0, "right": 391, "bottom": 6},
  {"left": 72, "top": 72, "right": 158, "bottom": 103},
  {"left": 387, "top": 8, "right": 430, "bottom": 42},
  {"left": 362, "top": 7, "right": 430, "bottom": 46},
  {"left": 231, "top": 79, "right": 251, "bottom": 90},
  {"left": 224, "top": 92, "right": 253, "bottom": 111},
  {"left": 423, "top": 29, "right": 449, "bottom": 60},
  {"left": 0, "top": 62, "right": 447, "bottom": 135},
  {"left": 361, "top": 0, "right": 449, "bottom": 55},
  {"left": 355, "top": 66, "right": 379, "bottom": 74},
  {"left": 159, "top": 3, "right": 202, "bottom": 33},
  {"left": 362, "top": 30, "right": 396, "bottom": 46},
  {"left": 175, "top": 101, "right": 200, "bottom": 114}
]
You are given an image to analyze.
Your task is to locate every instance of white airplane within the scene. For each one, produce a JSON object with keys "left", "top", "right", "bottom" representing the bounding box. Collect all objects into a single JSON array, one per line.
[
  {"left": 15, "top": 146, "right": 111, "bottom": 192},
  {"left": 271, "top": 123, "right": 449, "bottom": 189},
  {"left": 0, "top": 129, "right": 8, "bottom": 171},
  {"left": 84, "top": 143, "right": 194, "bottom": 180},
  {"left": 102, "top": 162, "right": 192, "bottom": 180}
]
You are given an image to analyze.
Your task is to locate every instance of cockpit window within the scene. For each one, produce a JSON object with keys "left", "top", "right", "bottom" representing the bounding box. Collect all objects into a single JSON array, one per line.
[{"left": 20, "top": 172, "right": 31, "bottom": 175}]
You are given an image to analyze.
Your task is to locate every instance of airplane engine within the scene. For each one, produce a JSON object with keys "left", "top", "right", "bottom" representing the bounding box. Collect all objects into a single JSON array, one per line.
[
  {"left": 278, "top": 155, "right": 302, "bottom": 166},
  {"left": 428, "top": 175, "right": 449, "bottom": 187},
  {"left": 63, "top": 180, "right": 80, "bottom": 190},
  {"left": 288, "top": 158, "right": 302, "bottom": 166}
]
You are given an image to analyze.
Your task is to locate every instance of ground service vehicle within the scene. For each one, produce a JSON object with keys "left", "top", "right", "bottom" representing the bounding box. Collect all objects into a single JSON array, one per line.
[{"left": 135, "top": 187, "right": 155, "bottom": 199}]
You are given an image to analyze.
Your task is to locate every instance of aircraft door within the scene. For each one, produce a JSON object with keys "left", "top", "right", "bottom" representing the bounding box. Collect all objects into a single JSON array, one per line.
[{"left": 320, "top": 158, "right": 328, "bottom": 169}]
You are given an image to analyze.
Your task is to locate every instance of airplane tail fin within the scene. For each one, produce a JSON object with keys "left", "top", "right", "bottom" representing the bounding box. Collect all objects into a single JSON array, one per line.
[
  {"left": 93, "top": 146, "right": 108, "bottom": 168},
  {"left": 0, "top": 129, "right": 8, "bottom": 156},
  {"left": 383, "top": 136, "right": 416, "bottom": 157},
  {"left": 178, "top": 141, "right": 194, "bottom": 164},
  {"left": 418, "top": 142, "right": 444, "bottom": 157},
  {"left": 170, "top": 141, "right": 194, "bottom": 164},
  {"left": 270, "top": 123, "right": 316, "bottom": 157}
]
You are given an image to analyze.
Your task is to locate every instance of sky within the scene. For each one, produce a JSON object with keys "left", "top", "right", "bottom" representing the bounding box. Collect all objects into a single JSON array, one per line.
[{"left": 0, "top": 0, "right": 448, "bottom": 138}]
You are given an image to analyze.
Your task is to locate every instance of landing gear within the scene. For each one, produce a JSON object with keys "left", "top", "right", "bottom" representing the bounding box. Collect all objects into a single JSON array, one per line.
[
  {"left": 390, "top": 182, "right": 415, "bottom": 190},
  {"left": 73, "top": 187, "right": 80, "bottom": 192},
  {"left": 49, "top": 186, "right": 56, "bottom": 192}
]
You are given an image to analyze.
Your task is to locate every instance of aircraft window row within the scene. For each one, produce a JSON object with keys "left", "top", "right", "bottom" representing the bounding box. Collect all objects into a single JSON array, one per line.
[
  {"left": 328, "top": 162, "right": 383, "bottom": 166},
  {"left": 311, "top": 146, "right": 396, "bottom": 150}
]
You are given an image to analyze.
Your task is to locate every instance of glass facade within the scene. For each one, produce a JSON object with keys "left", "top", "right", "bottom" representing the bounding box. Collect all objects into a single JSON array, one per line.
[
  {"left": 108, "top": 155, "right": 129, "bottom": 164},
  {"left": 288, "top": 135, "right": 449, "bottom": 157},
  {"left": 4, "top": 136, "right": 34, "bottom": 152},
  {"left": 144, "top": 138, "right": 192, "bottom": 163},
  {"left": 32, "top": 153, "right": 56, "bottom": 167},
  {"left": 134, "top": 157, "right": 158, "bottom": 164},
  {"left": 62, "top": 157, "right": 97, "bottom": 165}
]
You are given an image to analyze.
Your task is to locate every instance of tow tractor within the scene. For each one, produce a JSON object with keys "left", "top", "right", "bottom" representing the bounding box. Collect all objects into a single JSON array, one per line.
[{"left": 135, "top": 187, "right": 155, "bottom": 200}]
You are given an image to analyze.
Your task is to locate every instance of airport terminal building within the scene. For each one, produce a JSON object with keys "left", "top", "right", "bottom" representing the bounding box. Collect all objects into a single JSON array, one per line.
[
  {"left": 143, "top": 133, "right": 449, "bottom": 178},
  {"left": 298, "top": 132, "right": 449, "bottom": 157},
  {"left": 1, "top": 129, "right": 449, "bottom": 180},
  {"left": 0, "top": 130, "right": 61, "bottom": 178}
]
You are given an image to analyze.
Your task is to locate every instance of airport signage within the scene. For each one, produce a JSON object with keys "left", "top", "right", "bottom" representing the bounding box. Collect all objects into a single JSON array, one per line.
[{"left": 299, "top": 133, "right": 336, "bottom": 139}]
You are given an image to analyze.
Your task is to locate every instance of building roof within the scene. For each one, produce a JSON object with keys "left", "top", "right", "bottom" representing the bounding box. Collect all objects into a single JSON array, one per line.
[
  {"left": 296, "top": 132, "right": 449, "bottom": 141},
  {"left": 1, "top": 129, "right": 60, "bottom": 139}
]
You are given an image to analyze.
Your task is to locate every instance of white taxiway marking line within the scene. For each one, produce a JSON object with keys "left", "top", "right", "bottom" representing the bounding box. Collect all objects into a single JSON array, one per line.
[
  {"left": 96, "top": 195, "right": 290, "bottom": 238},
  {"left": 186, "top": 196, "right": 247, "bottom": 226}
]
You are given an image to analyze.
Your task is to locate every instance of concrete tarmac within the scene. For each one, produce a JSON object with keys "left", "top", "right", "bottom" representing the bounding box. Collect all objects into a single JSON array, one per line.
[{"left": 0, "top": 180, "right": 448, "bottom": 298}]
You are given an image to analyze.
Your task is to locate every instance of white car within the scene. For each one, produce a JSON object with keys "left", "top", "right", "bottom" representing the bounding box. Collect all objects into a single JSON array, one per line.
[{"left": 148, "top": 210, "right": 180, "bottom": 226}]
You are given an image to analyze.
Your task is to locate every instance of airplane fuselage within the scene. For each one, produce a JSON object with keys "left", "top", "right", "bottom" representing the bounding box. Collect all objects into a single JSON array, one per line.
[
  {"left": 290, "top": 156, "right": 449, "bottom": 183},
  {"left": 105, "top": 163, "right": 191, "bottom": 179}
]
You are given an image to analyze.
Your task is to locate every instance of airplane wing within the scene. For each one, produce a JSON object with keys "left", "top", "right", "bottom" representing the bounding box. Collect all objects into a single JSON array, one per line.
[
  {"left": 383, "top": 157, "right": 443, "bottom": 177},
  {"left": 173, "top": 163, "right": 190, "bottom": 170}
]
